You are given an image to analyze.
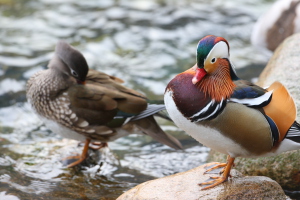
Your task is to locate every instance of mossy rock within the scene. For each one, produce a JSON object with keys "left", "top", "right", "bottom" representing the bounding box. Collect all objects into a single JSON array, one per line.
[{"left": 208, "top": 150, "right": 300, "bottom": 190}]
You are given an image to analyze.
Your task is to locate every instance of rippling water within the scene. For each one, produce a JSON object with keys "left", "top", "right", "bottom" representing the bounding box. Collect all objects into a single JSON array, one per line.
[{"left": 0, "top": 0, "right": 273, "bottom": 199}]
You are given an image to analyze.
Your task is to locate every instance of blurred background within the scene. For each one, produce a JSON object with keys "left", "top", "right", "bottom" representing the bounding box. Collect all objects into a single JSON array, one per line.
[{"left": 0, "top": 0, "right": 284, "bottom": 199}]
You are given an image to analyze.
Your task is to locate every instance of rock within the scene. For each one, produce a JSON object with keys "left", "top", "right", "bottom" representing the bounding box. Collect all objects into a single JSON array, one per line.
[
  {"left": 209, "top": 33, "right": 300, "bottom": 191},
  {"left": 117, "top": 165, "right": 288, "bottom": 200},
  {"left": 257, "top": 33, "right": 300, "bottom": 118},
  {"left": 208, "top": 150, "right": 300, "bottom": 191}
]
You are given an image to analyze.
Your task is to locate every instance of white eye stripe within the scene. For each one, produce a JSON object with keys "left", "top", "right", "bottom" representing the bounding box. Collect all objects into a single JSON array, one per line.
[
  {"left": 204, "top": 41, "right": 229, "bottom": 66},
  {"left": 71, "top": 69, "right": 78, "bottom": 77}
]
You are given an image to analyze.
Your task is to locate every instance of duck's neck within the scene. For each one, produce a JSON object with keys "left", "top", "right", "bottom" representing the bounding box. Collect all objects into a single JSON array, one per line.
[{"left": 198, "top": 60, "right": 235, "bottom": 102}]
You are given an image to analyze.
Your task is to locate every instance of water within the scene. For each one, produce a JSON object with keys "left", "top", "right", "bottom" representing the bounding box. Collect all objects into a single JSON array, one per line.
[{"left": 0, "top": 0, "right": 274, "bottom": 199}]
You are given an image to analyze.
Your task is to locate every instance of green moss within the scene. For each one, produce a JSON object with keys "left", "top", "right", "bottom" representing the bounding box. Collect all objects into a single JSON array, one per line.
[{"left": 209, "top": 150, "right": 300, "bottom": 190}]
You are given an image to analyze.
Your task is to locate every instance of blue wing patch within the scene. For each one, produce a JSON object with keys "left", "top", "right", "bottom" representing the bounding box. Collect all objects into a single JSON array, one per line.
[
  {"left": 230, "top": 80, "right": 272, "bottom": 107},
  {"left": 232, "top": 87, "right": 261, "bottom": 99}
]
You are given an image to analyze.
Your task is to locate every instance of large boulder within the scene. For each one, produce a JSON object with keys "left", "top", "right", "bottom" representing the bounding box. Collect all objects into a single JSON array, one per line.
[
  {"left": 209, "top": 33, "right": 300, "bottom": 190},
  {"left": 257, "top": 33, "right": 300, "bottom": 115},
  {"left": 117, "top": 164, "right": 288, "bottom": 200}
]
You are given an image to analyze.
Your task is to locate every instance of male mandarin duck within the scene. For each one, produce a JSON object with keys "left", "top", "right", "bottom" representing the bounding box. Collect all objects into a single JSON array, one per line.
[
  {"left": 164, "top": 35, "right": 300, "bottom": 190},
  {"left": 26, "top": 41, "right": 182, "bottom": 168}
]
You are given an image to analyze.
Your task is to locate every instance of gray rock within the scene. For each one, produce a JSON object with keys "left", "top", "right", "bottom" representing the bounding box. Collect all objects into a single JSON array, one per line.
[
  {"left": 117, "top": 165, "right": 288, "bottom": 200},
  {"left": 257, "top": 33, "right": 300, "bottom": 121}
]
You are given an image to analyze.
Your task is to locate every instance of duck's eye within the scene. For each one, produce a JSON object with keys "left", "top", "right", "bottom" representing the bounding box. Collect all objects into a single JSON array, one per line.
[
  {"left": 211, "top": 58, "right": 216, "bottom": 63},
  {"left": 71, "top": 69, "right": 78, "bottom": 77}
]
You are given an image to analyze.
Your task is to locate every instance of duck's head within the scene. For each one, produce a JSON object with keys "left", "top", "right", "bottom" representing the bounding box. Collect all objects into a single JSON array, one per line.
[
  {"left": 192, "top": 35, "right": 238, "bottom": 85},
  {"left": 49, "top": 41, "right": 89, "bottom": 84}
]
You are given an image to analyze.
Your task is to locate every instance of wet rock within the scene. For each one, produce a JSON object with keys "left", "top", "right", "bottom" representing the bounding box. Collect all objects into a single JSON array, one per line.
[
  {"left": 209, "top": 33, "right": 300, "bottom": 191},
  {"left": 117, "top": 165, "right": 288, "bottom": 200}
]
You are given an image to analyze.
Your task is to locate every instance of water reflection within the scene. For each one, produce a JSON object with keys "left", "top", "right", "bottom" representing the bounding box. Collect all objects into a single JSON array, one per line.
[{"left": 0, "top": 0, "right": 273, "bottom": 199}]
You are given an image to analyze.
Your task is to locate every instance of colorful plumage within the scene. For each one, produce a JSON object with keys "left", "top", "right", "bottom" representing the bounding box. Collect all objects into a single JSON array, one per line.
[
  {"left": 164, "top": 35, "right": 300, "bottom": 189},
  {"left": 27, "top": 41, "right": 182, "bottom": 168}
]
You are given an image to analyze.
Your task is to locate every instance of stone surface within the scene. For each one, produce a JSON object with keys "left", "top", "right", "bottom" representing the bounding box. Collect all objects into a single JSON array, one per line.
[
  {"left": 208, "top": 150, "right": 300, "bottom": 191},
  {"left": 257, "top": 33, "right": 300, "bottom": 120},
  {"left": 209, "top": 33, "right": 300, "bottom": 191},
  {"left": 117, "top": 165, "right": 288, "bottom": 200}
]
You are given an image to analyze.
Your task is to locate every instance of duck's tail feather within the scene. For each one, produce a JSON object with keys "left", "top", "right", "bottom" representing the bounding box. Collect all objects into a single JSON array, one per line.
[
  {"left": 133, "top": 115, "right": 183, "bottom": 150},
  {"left": 285, "top": 121, "right": 300, "bottom": 143},
  {"left": 130, "top": 104, "right": 166, "bottom": 121},
  {"left": 154, "top": 110, "right": 173, "bottom": 121}
]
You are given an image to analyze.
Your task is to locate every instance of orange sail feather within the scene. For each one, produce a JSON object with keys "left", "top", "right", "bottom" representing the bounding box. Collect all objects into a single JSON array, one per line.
[{"left": 263, "top": 81, "right": 296, "bottom": 142}]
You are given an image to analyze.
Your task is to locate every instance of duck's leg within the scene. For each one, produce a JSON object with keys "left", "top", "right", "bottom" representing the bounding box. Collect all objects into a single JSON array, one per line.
[
  {"left": 203, "top": 155, "right": 234, "bottom": 174},
  {"left": 62, "top": 138, "right": 91, "bottom": 168},
  {"left": 199, "top": 155, "right": 235, "bottom": 190}
]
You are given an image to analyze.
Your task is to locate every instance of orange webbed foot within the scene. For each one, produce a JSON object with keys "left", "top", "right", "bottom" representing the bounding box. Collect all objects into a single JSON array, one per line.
[
  {"left": 199, "top": 156, "right": 235, "bottom": 190},
  {"left": 199, "top": 176, "right": 228, "bottom": 190},
  {"left": 62, "top": 139, "right": 91, "bottom": 168},
  {"left": 62, "top": 155, "right": 86, "bottom": 168},
  {"left": 203, "top": 162, "right": 227, "bottom": 174}
]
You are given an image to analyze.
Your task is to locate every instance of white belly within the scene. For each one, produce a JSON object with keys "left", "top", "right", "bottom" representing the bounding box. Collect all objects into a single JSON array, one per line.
[
  {"left": 41, "top": 117, "right": 86, "bottom": 142},
  {"left": 164, "top": 90, "right": 250, "bottom": 157},
  {"left": 41, "top": 116, "right": 134, "bottom": 143}
]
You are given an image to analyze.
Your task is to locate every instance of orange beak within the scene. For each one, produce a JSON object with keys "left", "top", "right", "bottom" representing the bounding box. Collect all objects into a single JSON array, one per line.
[
  {"left": 192, "top": 68, "right": 207, "bottom": 84},
  {"left": 77, "top": 80, "right": 86, "bottom": 85}
]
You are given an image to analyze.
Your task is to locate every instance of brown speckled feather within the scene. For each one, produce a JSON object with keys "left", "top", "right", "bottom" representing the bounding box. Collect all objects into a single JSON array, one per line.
[
  {"left": 86, "top": 69, "right": 146, "bottom": 98},
  {"left": 67, "top": 73, "right": 148, "bottom": 125}
]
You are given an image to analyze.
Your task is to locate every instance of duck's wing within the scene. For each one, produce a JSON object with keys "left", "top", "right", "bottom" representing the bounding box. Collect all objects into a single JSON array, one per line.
[
  {"left": 230, "top": 80, "right": 297, "bottom": 143},
  {"left": 230, "top": 79, "right": 272, "bottom": 107}
]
